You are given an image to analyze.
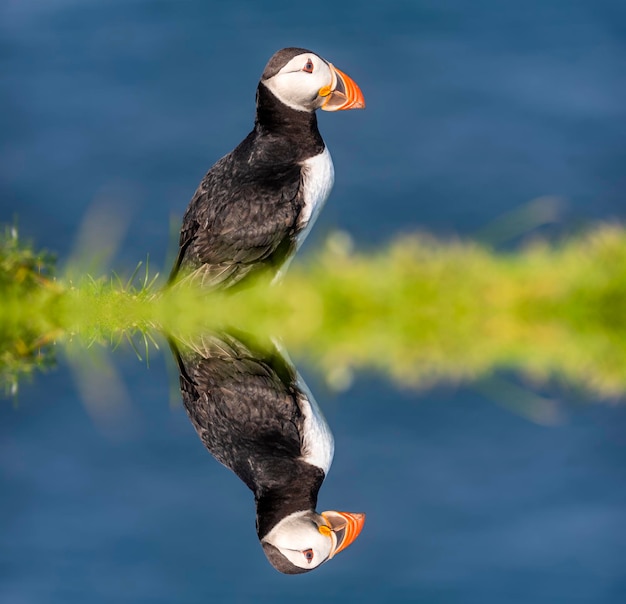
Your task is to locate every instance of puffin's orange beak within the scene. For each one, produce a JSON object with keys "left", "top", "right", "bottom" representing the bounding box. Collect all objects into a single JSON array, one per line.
[
  {"left": 321, "top": 510, "right": 366, "bottom": 558},
  {"left": 320, "top": 64, "right": 365, "bottom": 111}
]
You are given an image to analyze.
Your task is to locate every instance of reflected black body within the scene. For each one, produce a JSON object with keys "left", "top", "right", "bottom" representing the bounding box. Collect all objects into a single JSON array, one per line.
[{"left": 169, "top": 333, "right": 325, "bottom": 552}]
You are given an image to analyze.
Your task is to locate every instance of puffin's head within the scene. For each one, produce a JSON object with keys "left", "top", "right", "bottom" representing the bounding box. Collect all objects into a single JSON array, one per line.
[
  {"left": 260, "top": 47, "right": 365, "bottom": 113},
  {"left": 261, "top": 509, "right": 365, "bottom": 574}
]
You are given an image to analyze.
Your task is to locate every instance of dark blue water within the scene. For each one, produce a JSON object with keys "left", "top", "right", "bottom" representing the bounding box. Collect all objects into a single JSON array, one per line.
[{"left": 2, "top": 1, "right": 626, "bottom": 602}]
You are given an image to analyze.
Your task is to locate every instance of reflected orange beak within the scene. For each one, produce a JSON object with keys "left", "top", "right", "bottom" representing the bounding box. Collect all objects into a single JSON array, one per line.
[
  {"left": 320, "top": 64, "right": 365, "bottom": 111},
  {"left": 321, "top": 510, "right": 366, "bottom": 558}
]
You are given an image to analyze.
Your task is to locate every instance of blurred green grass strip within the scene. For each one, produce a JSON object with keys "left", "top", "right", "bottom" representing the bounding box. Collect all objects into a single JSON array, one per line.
[{"left": 2, "top": 224, "right": 626, "bottom": 397}]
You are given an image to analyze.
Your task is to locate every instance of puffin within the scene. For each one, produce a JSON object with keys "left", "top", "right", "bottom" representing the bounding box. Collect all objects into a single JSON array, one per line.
[
  {"left": 168, "top": 47, "right": 365, "bottom": 288},
  {"left": 169, "top": 331, "right": 365, "bottom": 573}
]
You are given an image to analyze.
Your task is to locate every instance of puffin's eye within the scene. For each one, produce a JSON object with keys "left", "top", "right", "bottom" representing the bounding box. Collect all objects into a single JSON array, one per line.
[
  {"left": 303, "top": 59, "right": 314, "bottom": 73},
  {"left": 303, "top": 549, "right": 314, "bottom": 563}
]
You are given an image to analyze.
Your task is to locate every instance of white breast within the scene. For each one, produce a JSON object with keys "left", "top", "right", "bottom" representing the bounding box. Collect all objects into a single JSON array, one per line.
[
  {"left": 297, "top": 374, "right": 335, "bottom": 475},
  {"left": 297, "top": 146, "right": 335, "bottom": 250},
  {"left": 269, "top": 338, "right": 334, "bottom": 473}
]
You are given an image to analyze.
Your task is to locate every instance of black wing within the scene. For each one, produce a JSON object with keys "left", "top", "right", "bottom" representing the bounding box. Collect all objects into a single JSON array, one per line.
[
  {"left": 169, "top": 332, "right": 305, "bottom": 492},
  {"left": 168, "top": 136, "right": 304, "bottom": 289}
]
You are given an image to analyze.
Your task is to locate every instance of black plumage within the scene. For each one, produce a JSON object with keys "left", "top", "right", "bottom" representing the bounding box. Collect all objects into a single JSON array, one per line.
[
  {"left": 170, "top": 333, "right": 325, "bottom": 541},
  {"left": 168, "top": 49, "right": 326, "bottom": 289}
]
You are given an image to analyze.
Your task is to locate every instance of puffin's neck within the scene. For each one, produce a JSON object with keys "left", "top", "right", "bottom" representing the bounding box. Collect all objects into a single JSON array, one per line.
[
  {"left": 254, "top": 462, "right": 324, "bottom": 539},
  {"left": 254, "top": 83, "right": 324, "bottom": 150}
]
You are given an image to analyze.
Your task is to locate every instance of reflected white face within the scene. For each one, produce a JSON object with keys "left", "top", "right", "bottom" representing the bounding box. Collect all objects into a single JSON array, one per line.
[
  {"left": 263, "top": 510, "right": 332, "bottom": 570},
  {"left": 262, "top": 52, "right": 334, "bottom": 112}
]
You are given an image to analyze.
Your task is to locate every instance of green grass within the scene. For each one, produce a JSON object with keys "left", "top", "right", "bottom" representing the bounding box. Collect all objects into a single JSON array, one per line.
[
  {"left": 2, "top": 224, "right": 626, "bottom": 399},
  {"left": 0, "top": 226, "right": 58, "bottom": 395}
]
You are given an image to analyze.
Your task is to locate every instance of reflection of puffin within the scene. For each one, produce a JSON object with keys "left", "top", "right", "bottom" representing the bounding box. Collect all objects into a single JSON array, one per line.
[
  {"left": 168, "top": 48, "right": 365, "bottom": 288},
  {"left": 169, "top": 332, "right": 365, "bottom": 574}
]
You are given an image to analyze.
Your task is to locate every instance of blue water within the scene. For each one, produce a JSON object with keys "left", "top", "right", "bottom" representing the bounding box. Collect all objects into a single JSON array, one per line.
[{"left": 2, "top": 1, "right": 626, "bottom": 602}]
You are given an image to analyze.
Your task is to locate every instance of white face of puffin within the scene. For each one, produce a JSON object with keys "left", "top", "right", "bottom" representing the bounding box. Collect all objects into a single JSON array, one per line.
[
  {"left": 262, "top": 510, "right": 365, "bottom": 572},
  {"left": 262, "top": 51, "right": 365, "bottom": 113}
]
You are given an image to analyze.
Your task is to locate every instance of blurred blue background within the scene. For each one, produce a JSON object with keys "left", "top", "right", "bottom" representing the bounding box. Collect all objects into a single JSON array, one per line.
[{"left": 1, "top": 1, "right": 626, "bottom": 602}]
